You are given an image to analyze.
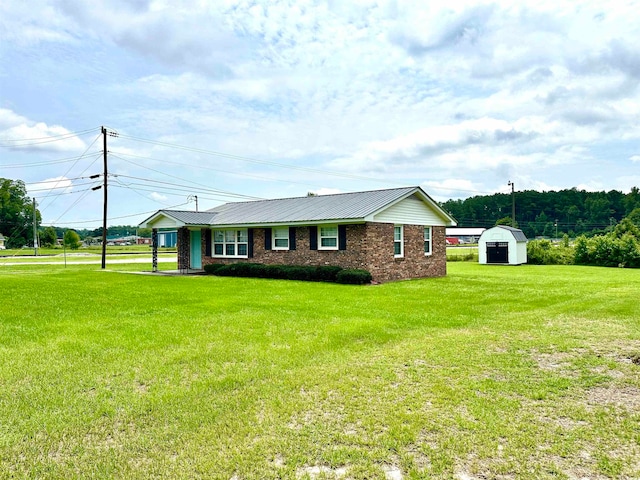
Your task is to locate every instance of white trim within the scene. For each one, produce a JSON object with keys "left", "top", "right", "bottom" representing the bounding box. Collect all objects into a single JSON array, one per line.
[
  {"left": 272, "top": 227, "right": 289, "bottom": 250},
  {"left": 141, "top": 212, "right": 186, "bottom": 229},
  {"left": 394, "top": 225, "right": 404, "bottom": 258},
  {"left": 424, "top": 226, "right": 432, "bottom": 256},
  {"left": 318, "top": 225, "right": 339, "bottom": 250},
  {"left": 212, "top": 228, "right": 249, "bottom": 258}
]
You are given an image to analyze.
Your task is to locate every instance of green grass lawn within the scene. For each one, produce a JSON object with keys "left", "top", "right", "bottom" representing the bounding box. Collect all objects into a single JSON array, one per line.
[{"left": 1, "top": 263, "right": 638, "bottom": 479}]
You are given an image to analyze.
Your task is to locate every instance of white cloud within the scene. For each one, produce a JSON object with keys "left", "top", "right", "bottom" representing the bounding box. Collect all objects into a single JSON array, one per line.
[
  {"left": 149, "top": 192, "right": 168, "bottom": 202},
  {"left": 631, "top": 155, "right": 640, "bottom": 163},
  {"left": 0, "top": 109, "right": 87, "bottom": 152}
]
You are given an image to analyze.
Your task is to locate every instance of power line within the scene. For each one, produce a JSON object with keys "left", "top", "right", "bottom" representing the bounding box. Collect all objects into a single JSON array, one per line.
[
  {"left": 39, "top": 201, "right": 192, "bottom": 226},
  {"left": 1, "top": 152, "right": 102, "bottom": 169},
  {"left": 0, "top": 127, "right": 100, "bottom": 148},
  {"left": 111, "top": 173, "right": 262, "bottom": 200}
]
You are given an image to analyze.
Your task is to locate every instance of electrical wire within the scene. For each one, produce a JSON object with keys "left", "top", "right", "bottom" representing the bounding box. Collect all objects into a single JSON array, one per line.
[
  {"left": 110, "top": 173, "right": 261, "bottom": 200},
  {"left": 40, "top": 201, "right": 192, "bottom": 226},
  {"left": 0, "top": 127, "right": 100, "bottom": 148}
]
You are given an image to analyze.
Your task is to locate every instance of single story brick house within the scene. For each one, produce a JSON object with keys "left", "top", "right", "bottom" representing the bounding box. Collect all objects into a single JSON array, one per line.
[{"left": 139, "top": 186, "right": 457, "bottom": 282}]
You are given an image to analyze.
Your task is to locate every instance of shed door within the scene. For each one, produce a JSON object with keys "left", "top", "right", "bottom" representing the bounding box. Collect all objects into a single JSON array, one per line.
[
  {"left": 486, "top": 242, "right": 509, "bottom": 264},
  {"left": 190, "top": 230, "right": 202, "bottom": 269}
]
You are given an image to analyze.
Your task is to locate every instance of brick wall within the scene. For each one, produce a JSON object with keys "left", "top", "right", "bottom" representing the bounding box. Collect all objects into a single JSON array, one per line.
[{"left": 200, "top": 222, "right": 447, "bottom": 282}]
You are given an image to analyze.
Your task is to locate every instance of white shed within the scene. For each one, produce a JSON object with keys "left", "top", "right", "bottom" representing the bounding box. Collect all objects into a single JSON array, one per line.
[{"left": 478, "top": 226, "right": 528, "bottom": 265}]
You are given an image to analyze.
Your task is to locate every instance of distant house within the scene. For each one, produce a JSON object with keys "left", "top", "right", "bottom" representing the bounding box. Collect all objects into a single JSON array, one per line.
[
  {"left": 0, "top": 233, "right": 5, "bottom": 250},
  {"left": 478, "top": 226, "right": 528, "bottom": 265},
  {"left": 139, "top": 186, "right": 457, "bottom": 283}
]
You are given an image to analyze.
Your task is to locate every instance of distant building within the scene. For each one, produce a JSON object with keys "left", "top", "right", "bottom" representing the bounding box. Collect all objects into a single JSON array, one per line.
[
  {"left": 0, "top": 233, "right": 5, "bottom": 250},
  {"left": 445, "top": 227, "right": 485, "bottom": 244},
  {"left": 158, "top": 230, "right": 177, "bottom": 248}
]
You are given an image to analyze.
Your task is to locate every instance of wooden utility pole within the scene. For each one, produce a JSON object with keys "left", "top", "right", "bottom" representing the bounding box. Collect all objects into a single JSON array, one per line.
[
  {"left": 101, "top": 126, "right": 108, "bottom": 269},
  {"left": 508, "top": 180, "right": 515, "bottom": 227},
  {"left": 33, "top": 197, "right": 38, "bottom": 256}
]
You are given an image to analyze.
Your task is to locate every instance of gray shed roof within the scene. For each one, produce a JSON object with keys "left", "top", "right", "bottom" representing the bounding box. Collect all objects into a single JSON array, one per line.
[
  {"left": 495, "top": 225, "right": 528, "bottom": 242},
  {"left": 140, "top": 186, "right": 456, "bottom": 228}
]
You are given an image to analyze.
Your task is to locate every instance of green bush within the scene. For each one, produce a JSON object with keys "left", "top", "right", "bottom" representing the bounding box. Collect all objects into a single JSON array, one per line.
[
  {"left": 527, "top": 239, "right": 574, "bottom": 265},
  {"left": 313, "top": 265, "right": 343, "bottom": 282},
  {"left": 203, "top": 262, "right": 370, "bottom": 284},
  {"left": 336, "top": 269, "right": 373, "bottom": 285},
  {"left": 446, "top": 252, "right": 478, "bottom": 262},
  {"left": 203, "top": 263, "right": 225, "bottom": 274},
  {"left": 573, "top": 229, "right": 640, "bottom": 268}
]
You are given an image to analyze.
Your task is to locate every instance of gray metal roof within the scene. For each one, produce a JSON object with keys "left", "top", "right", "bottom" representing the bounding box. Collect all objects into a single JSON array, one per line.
[
  {"left": 140, "top": 186, "right": 456, "bottom": 228},
  {"left": 496, "top": 225, "right": 528, "bottom": 242},
  {"left": 146, "top": 210, "right": 217, "bottom": 226},
  {"left": 206, "top": 186, "right": 420, "bottom": 225}
]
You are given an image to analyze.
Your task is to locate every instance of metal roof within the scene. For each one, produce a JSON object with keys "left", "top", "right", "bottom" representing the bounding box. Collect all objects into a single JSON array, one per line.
[
  {"left": 495, "top": 225, "right": 528, "bottom": 242},
  {"left": 206, "top": 186, "right": 421, "bottom": 225},
  {"left": 141, "top": 210, "right": 217, "bottom": 227},
  {"left": 140, "top": 186, "right": 456, "bottom": 228}
]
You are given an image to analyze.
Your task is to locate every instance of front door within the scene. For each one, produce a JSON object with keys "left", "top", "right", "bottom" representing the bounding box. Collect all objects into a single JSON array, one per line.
[{"left": 190, "top": 230, "right": 202, "bottom": 269}]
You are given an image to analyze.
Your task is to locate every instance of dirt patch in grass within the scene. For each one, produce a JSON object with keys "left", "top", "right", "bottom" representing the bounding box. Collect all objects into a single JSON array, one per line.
[
  {"left": 531, "top": 351, "right": 574, "bottom": 371},
  {"left": 295, "top": 464, "right": 348, "bottom": 479},
  {"left": 587, "top": 386, "right": 640, "bottom": 409}
]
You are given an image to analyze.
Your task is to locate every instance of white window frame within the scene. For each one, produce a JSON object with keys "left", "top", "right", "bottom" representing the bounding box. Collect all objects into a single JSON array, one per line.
[
  {"left": 424, "top": 226, "right": 432, "bottom": 256},
  {"left": 272, "top": 227, "right": 289, "bottom": 250},
  {"left": 318, "top": 225, "right": 339, "bottom": 250},
  {"left": 213, "top": 229, "right": 248, "bottom": 258},
  {"left": 394, "top": 225, "right": 404, "bottom": 258}
]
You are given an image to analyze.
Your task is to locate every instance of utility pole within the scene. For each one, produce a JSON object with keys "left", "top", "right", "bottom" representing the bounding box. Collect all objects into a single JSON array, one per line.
[
  {"left": 33, "top": 197, "right": 38, "bottom": 256},
  {"left": 507, "top": 180, "right": 515, "bottom": 227},
  {"left": 101, "top": 126, "right": 108, "bottom": 269},
  {"left": 188, "top": 194, "right": 199, "bottom": 212}
]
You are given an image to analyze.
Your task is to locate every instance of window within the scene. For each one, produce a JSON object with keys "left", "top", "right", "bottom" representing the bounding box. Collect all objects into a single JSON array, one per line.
[
  {"left": 319, "top": 226, "right": 338, "bottom": 250},
  {"left": 394, "top": 225, "right": 403, "bottom": 257},
  {"left": 272, "top": 227, "right": 289, "bottom": 250},
  {"left": 424, "top": 227, "right": 432, "bottom": 255},
  {"left": 213, "top": 229, "right": 248, "bottom": 257}
]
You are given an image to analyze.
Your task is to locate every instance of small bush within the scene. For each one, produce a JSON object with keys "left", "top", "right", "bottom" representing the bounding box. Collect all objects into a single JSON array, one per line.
[
  {"left": 204, "top": 262, "right": 370, "bottom": 284},
  {"left": 203, "top": 263, "right": 225, "bottom": 274},
  {"left": 447, "top": 252, "right": 478, "bottom": 262},
  {"left": 336, "top": 269, "right": 372, "bottom": 285},
  {"left": 314, "top": 265, "right": 343, "bottom": 282}
]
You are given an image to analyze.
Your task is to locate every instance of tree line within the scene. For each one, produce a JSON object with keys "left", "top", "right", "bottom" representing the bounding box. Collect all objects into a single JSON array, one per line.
[{"left": 442, "top": 187, "right": 640, "bottom": 238}]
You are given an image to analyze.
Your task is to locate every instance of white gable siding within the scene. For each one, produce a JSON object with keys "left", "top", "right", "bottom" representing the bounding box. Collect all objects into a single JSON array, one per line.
[
  {"left": 373, "top": 194, "right": 447, "bottom": 225},
  {"left": 149, "top": 215, "right": 182, "bottom": 229}
]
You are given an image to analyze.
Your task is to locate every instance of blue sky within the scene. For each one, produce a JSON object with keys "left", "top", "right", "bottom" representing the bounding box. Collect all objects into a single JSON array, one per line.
[{"left": 1, "top": 0, "right": 640, "bottom": 229}]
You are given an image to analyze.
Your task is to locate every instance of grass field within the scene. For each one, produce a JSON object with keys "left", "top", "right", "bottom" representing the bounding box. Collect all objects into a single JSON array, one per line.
[{"left": 1, "top": 263, "right": 638, "bottom": 479}]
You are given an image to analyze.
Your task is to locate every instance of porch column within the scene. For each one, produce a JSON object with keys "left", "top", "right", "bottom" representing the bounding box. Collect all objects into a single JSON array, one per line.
[
  {"left": 177, "top": 227, "right": 190, "bottom": 271},
  {"left": 152, "top": 228, "right": 158, "bottom": 272}
]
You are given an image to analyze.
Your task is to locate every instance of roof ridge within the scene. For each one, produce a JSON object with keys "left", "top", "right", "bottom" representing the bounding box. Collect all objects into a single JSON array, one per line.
[{"left": 206, "top": 186, "right": 418, "bottom": 209}]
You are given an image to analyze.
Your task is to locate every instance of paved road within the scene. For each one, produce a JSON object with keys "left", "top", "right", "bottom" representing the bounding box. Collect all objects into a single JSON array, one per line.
[{"left": 0, "top": 256, "right": 175, "bottom": 266}]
